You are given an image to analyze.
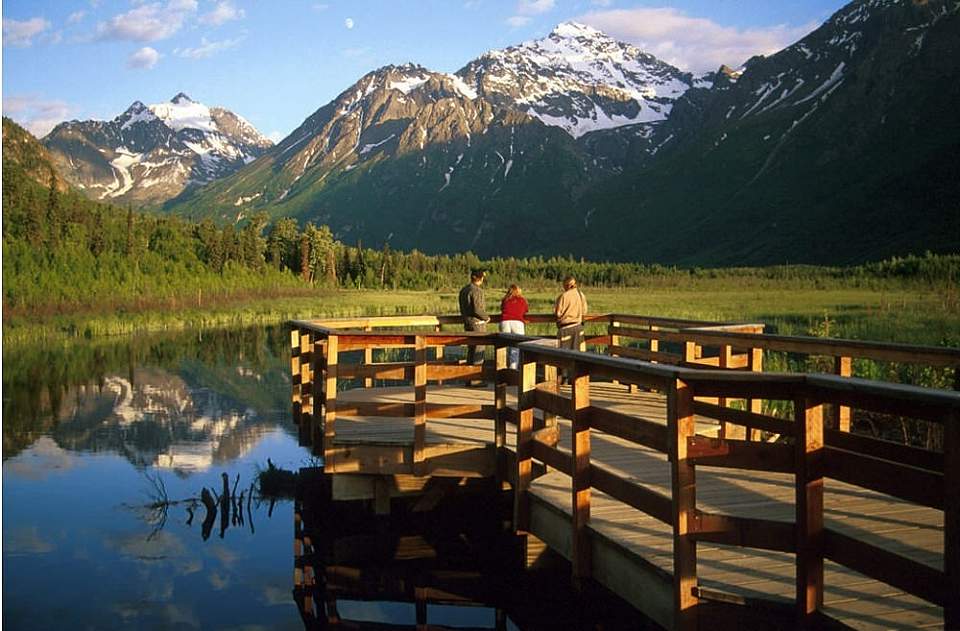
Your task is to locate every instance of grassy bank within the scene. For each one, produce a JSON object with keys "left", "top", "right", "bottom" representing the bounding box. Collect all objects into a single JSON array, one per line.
[{"left": 4, "top": 278, "right": 957, "bottom": 349}]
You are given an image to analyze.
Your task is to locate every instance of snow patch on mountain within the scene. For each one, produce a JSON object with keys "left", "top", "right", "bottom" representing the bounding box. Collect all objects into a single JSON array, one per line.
[{"left": 458, "top": 21, "right": 693, "bottom": 138}]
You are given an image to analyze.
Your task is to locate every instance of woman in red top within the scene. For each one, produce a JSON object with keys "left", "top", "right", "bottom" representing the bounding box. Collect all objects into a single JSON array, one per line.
[{"left": 500, "top": 284, "right": 528, "bottom": 369}]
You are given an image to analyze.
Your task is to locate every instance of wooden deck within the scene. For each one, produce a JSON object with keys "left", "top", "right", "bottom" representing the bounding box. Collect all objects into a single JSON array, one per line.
[{"left": 331, "top": 383, "right": 944, "bottom": 629}]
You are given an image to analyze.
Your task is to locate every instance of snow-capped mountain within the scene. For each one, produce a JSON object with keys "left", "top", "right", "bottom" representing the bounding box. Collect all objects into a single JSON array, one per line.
[
  {"left": 43, "top": 93, "right": 271, "bottom": 205},
  {"left": 457, "top": 22, "right": 699, "bottom": 138}
]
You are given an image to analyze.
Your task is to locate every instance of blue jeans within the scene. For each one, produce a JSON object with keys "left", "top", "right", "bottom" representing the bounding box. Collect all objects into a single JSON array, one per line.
[{"left": 500, "top": 320, "right": 525, "bottom": 369}]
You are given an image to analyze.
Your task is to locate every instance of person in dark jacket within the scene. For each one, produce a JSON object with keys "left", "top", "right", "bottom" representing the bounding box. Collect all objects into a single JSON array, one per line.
[{"left": 459, "top": 269, "right": 489, "bottom": 378}]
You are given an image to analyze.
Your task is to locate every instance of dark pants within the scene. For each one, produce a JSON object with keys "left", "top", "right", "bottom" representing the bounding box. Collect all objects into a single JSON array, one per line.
[{"left": 464, "top": 318, "right": 486, "bottom": 367}]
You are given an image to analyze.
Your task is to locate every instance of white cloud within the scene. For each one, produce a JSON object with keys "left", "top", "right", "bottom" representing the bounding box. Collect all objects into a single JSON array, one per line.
[
  {"left": 591, "top": 0, "right": 612, "bottom": 6},
  {"left": 267, "top": 130, "right": 285, "bottom": 143},
  {"left": 506, "top": 0, "right": 554, "bottom": 28},
  {"left": 175, "top": 36, "right": 243, "bottom": 59},
  {"left": 578, "top": 8, "right": 819, "bottom": 73},
  {"left": 127, "top": 46, "right": 161, "bottom": 69},
  {"left": 96, "top": 0, "right": 198, "bottom": 42},
  {"left": 2, "top": 95, "right": 74, "bottom": 137},
  {"left": 68, "top": 11, "right": 87, "bottom": 25},
  {"left": 344, "top": 17, "right": 355, "bottom": 29},
  {"left": 199, "top": 1, "right": 244, "bottom": 26},
  {"left": 518, "top": 0, "right": 554, "bottom": 14},
  {"left": 3, "top": 17, "right": 51, "bottom": 47}
]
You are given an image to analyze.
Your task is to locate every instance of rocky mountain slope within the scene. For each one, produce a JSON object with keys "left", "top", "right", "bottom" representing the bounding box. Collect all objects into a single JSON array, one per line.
[
  {"left": 2, "top": 117, "right": 70, "bottom": 192},
  {"left": 577, "top": 0, "right": 960, "bottom": 264},
  {"left": 165, "top": 23, "right": 703, "bottom": 252},
  {"left": 42, "top": 94, "right": 272, "bottom": 205}
]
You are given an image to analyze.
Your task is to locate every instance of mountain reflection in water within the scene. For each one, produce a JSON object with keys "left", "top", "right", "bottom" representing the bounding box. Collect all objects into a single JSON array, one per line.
[{"left": 2, "top": 325, "right": 294, "bottom": 469}]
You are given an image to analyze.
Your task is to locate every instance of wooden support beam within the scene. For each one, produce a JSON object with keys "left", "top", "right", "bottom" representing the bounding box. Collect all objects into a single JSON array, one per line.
[
  {"left": 692, "top": 401, "right": 794, "bottom": 437},
  {"left": 322, "top": 335, "right": 338, "bottom": 468},
  {"left": 495, "top": 345, "right": 508, "bottom": 452},
  {"left": 795, "top": 397, "right": 825, "bottom": 624},
  {"left": 747, "top": 347, "right": 763, "bottom": 441},
  {"left": 571, "top": 361, "right": 591, "bottom": 584},
  {"left": 300, "top": 331, "right": 314, "bottom": 447},
  {"left": 291, "top": 328, "right": 302, "bottom": 426},
  {"left": 719, "top": 344, "right": 746, "bottom": 440},
  {"left": 822, "top": 446, "right": 943, "bottom": 509},
  {"left": 514, "top": 356, "right": 537, "bottom": 533},
  {"left": 543, "top": 363, "right": 559, "bottom": 432},
  {"left": 413, "top": 336, "right": 427, "bottom": 477},
  {"left": 591, "top": 464, "right": 672, "bottom": 524},
  {"left": 687, "top": 436, "right": 794, "bottom": 473},
  {"left": 823, "top": 529, "right": 947, "bottom": 608},
  {"left": 831, "top": 356, "right": 852, "bottom": 432},
  {"left": 690, "top": 512, "right": 795, "bottom": 553},
  {"left": 668, "top": 377, "right": 698, "bottom": 630},
  {"left": 945, "top": 408, "right": 960, "bottom": 628},
  {"left": 363, "top": 325, "right": 374, "bottom": 389},
  {"left": 588, "top": 406, "right": 669, "bottom": 453}
]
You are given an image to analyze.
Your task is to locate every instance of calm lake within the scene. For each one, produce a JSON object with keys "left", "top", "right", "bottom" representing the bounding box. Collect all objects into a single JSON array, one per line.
[{"left": 2, "top": 325, "right": 645, "bottom": 630}]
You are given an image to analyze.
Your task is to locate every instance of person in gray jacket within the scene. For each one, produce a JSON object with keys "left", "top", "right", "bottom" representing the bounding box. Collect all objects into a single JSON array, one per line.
[{"left": 459, "top": 269, "right": 489, "bottom": 379}]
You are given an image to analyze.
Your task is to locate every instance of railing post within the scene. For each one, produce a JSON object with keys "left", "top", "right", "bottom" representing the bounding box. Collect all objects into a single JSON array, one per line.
[
  {"left": 414, "top": 335, "right": 427, "bottom": 476},
  {"left": 514, "top": 352, "right": 536, "bottom": 533},
  {"left": 435, "top": 324, "right": 444, "bottom": 386},
  {"left": 832, "top": 356, "right": 852, "bottom": 432},
  {"left": 608, "top": 316, "right": 620, "bottom": 387},
  {"left": 571, "top": 361, "right": 592, "bottom": 585},
  {"left": 322, "top": 335, "right": 338, "bottom": 469},
  {"left": 494, "top": 344, "right": 508, "bottom": 451},
  {"left": 719, "top": 344, "right": 746, "bottom": 440},
  {"left": 668, "top": 377, "right": 698, "bottom": 630},
  {"left": 300, "top": 331, "right": 314, "bottom": 449},
  {"left": 945, "top": 408, "right": 960, "bottom": 628},
  {"left": 363, "top": 325, "right": 373, "bottom": 389},
  {"left": 795, "top": 396, "right": 825, "bottom": 624},
  {"left": 292, "top": 327, "right": 302, "bottom": 428},
  {"left": 747, "top": 347, "right": 763, "bottom": 441},
  {"left": 543, "top": 363, "right": 558, "bottom": 439}
]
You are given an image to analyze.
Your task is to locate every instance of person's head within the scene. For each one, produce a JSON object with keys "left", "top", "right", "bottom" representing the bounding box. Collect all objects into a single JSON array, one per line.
[
  {"left": 470, "top": 269, "right": 486, "bottom": 285},
  {"left": 562, "top": 275, "right": 577, "bottom": 291},
  {"left": 504, "top": 284, "right": 522, "bottom": 300}
]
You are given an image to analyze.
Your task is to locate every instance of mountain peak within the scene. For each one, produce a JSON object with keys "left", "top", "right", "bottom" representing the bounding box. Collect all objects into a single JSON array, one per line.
[
  {"left": 171, "top": 92, "right": 194, "bottom": 104},
  {"left": 550, "top": 21, "right": 603, "bottom": 39}
]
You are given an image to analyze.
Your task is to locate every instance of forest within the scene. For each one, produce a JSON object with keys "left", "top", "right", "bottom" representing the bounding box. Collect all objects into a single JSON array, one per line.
[{"left": 4, "top": 156, "right": 959, "bottom": 323}]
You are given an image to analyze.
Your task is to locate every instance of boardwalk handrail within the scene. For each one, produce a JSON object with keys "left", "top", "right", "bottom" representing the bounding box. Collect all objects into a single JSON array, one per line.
[
  {"left": 510, "top": 341, "right": 960, "bottom": 629},
  {"left": 288, "top": 313, "right": 960, "bottom": 628}
]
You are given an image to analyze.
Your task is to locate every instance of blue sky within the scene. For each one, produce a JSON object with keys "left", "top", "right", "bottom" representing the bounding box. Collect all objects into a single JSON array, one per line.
[{"left": 3, "top": 0, "right": 850, "bottom": 141}]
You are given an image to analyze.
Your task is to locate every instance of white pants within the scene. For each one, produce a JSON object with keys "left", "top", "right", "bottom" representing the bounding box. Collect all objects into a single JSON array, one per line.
[{"left": 500, "top": 320, "right": 525, "bottom": 369}]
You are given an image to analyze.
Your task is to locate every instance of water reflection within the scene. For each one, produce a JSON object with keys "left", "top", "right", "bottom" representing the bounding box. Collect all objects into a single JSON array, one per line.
[
  {"left": 293, "top": 470, "right": 650, "bottom": 630},
  {"left": 3, "top": 325, "right": 310, "bottom": 630},
  {"left": 3, "top": 326, "right": 293, "bottom": 468}
]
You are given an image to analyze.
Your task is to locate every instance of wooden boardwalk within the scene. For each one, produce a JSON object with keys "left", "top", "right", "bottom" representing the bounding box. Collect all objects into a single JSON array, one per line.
[
  {"left": 289, "top": 315, "right": 960, "bottom": 630},
  {"left": 333, "top": 383, "right": 944, "bottom": 629}
]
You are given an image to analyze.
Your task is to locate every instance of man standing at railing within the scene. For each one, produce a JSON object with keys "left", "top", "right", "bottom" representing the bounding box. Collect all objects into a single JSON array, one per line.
[
  {"left": 459, "top": 269, "right": 490, "bottom": 385},
  {"left": 555, "top": 275, "right": 588, "bottom": 353}
]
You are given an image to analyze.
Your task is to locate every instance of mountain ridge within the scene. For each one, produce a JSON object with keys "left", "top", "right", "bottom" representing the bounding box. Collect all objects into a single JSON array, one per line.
[{"left": 41, "top": 94, "right": 273, "bottom": 205}]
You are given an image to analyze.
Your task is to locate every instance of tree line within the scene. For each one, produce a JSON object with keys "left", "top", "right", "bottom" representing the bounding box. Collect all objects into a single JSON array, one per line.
[{"left": 3, "top": 161, "right": 958, "bottom": 318}]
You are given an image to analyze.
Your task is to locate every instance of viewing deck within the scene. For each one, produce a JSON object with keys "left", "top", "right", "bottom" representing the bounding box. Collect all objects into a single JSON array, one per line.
[{"left": 289, "top": 314, "right": 960, "bottom": 630}]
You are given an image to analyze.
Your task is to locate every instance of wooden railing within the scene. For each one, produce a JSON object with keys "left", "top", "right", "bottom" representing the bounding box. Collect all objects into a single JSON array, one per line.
[
  {"left": 512, "top": 342, "right": 959, "bottom": 629},
  {"left": 289, "top": 313, "right": 960, "bottom": 628}
]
